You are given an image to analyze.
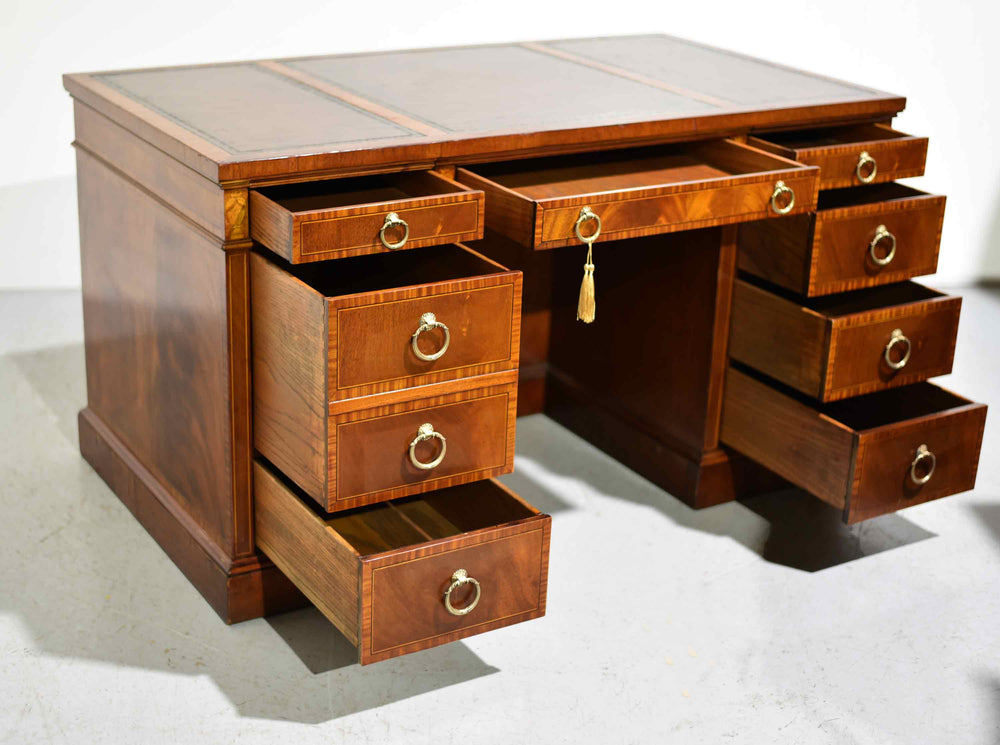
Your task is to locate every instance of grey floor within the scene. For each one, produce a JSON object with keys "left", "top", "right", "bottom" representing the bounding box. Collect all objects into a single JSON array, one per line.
[{"left": 1, "top": 287, "right": 998, "bottom": 744}]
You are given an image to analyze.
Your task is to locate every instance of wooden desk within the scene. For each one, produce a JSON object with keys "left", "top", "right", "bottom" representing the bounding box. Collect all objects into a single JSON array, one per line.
[{"left": 64, "top": 35, "right": 987, "bottom": 665}]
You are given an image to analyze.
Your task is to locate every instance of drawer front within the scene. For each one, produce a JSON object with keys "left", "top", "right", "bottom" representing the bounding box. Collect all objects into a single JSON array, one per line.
[
  {"left": 250, "top": 170, "right": 485, "bottom": 263},
  {"left": 457, "top": 139, "right": 819, "bottom": 250},
  {"left": 729, "top": 279, "right": 960, "bottom": 401},
  {"left": 852, "top": 405, "right": 987, "bottom": 523},
  {"left": 813, "top": 194, "right": 945, "bottom": 295},
  {"left": 334, "top": 281, "right": 517, "bottom": 394},
  {"left": 749, "top": 125, "right": 928, "bottom": 189},
  {"left": 361, "top": 521, "right": 549, "bottom": 664},
  {"left": 825, "top": 296, "right": 961, "bottom": 400},
  {"left": 536, "top": 172, "right": 818, "bottom": 248},
  {"left": 791, "top": 137, "right": 927, "bottom": 189},
  {"left": 255, "top": 460, "right": 551, "bottom": 666},
  {"left": 332, "top": 385, "right": 516, "bottom": 509},
  {"left": 300, "top": 199, "right": 481, "bottom": 259}
]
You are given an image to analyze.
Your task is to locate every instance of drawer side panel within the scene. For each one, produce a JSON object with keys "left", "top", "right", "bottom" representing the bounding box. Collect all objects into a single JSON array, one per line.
[
  {"left": 253, "top": 462, "right": 361, "bottom": 645},
  {"left": 720, "top": 368, "right": 856, "bottom": 507}
]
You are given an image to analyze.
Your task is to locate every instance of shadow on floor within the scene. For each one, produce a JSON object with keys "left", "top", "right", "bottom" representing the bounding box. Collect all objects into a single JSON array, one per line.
[
  {"left": 510, "top": 413, "right": 936, "bottom": 572},
  {"left": 739, "top": 488, "right": 936, "bottom": 572},
  {"left": 968, "top": 502, "right": 1000, "bottom": 550},
  {"left": 4, "top": 342, "right": 499, "bottom": 723}
]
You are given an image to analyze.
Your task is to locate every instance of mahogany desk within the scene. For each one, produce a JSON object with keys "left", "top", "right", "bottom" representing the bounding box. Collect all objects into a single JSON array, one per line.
[{"left": 64, "top": 35, "right": 987, "bottom": 665}]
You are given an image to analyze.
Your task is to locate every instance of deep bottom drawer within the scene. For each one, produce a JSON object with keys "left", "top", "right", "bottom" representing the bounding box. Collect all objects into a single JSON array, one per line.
[
  {"left": 721, "top": 367, "right": 987, "bottom": 523},
  {"left": 254, "top": 461, "right": 550, "bottom": 665}
]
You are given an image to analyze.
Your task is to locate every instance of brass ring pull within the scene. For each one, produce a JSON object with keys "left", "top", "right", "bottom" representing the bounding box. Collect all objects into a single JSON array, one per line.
[
  {"left": 856, "top": 150, "right": 878, "bottom": 183},
  {"left": 379, "top": 212, "right": 409, "bottom": 250},
  {"left": 443, "top": 569, "right": 481, "bottom": 616},
  {"left": 884, "top": 328, "right": 912, "bottom": 370},
  {"left": 410, "top": 312, "right": 450, "bottom": 362},
  {"left": 869, "top": 224, "right": 897, "bottom": 266},
  {"left": 574, "top": 206, "right": 602, "bottom": 244},
  {"left": 408, "top": 423, "right": 446, "bottom": 470},
  {"left": 910, "top": 444, "right": 936, "bottom": 485},
  {"left": 770, "top": 180, "right": 795, "bottom": 215}
]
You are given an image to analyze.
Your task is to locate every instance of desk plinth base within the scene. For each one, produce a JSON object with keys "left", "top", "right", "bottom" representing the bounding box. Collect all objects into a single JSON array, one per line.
[
  {"left": 78, "top": 408, "right": 308, "bottom": 624},
  {"left": 541, "top": 372, "right": 784, "bottom": 508}
]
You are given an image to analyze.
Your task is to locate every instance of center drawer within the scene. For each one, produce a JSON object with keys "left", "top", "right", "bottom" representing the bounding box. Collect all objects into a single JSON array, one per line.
[
  {"left": 729, "top": 279, "right": 961, "bottom": 402},
  {"left": 721, "top": 368, "right": 987, "bottom": 523},
  {"left": 455, "top": 139, "right": 819, "bottom": 250},
  {"left": 251, "top": 244, "right": 521, "bottom": 511},
  {"left": 255, "top": 461, "right": 551, "bottom": 665}
]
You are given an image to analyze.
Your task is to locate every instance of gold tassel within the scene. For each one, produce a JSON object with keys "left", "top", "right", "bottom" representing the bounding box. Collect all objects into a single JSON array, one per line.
[{"left": 577, "top": 244, "right": 596, "bottom": 324}]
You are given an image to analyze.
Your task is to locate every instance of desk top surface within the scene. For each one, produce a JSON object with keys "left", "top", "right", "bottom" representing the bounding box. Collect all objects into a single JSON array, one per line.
[{"left": 64, "top": 35, "right": 905, "bottom": 184}]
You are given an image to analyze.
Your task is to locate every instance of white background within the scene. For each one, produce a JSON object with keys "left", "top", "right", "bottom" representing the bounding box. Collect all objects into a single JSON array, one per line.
[{"left": 2, "top": 0, "right": 998, "bottom": 288}]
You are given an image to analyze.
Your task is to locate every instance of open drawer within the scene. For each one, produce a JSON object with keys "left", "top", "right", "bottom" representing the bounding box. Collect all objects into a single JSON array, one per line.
[
  {"left": 250, "top": 170, "right": 484, "bottom": 263},
  {"left": 729, "top": 279, "right": 961, "bottom": 402},
  {"left": 739, "top": 183, "right": 946, "bottom": 297},
  {"left": 251, "top": 244, "right": 520, "bottom": 511},
  {"left": 721, "top": 367, "right": 987, "bottom": 523},
  {"left": 748, "top": 124, "right": 928, "bottom": 189},
  {"left": 255, "top": 461, "right": 551, "bottom": 665},
  {"left": 455, "top": 140, "right": 819, "bottom": 250}
]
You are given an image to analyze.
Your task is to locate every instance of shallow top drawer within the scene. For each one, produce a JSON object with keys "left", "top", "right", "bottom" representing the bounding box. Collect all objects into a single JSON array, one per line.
[
  {"left": 250, "top": 171, "right": 484, "bottom": 263},
  {"left": 748, "top": 124, "right": 927, "bottom": 189},
  {"left": 455, "top": 140, "right": 818, "bottom": 250}
]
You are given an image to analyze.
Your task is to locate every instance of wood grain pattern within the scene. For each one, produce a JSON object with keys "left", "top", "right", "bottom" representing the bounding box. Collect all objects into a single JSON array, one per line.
[
  {"left": 226, "top": 250, "right": 255, "bottom": 557},
  {"left": 330, "top": 383, "right": 517, "bottom": 510},
  {"left": 73, "top": 101, "right": 226, "bottom": 238},
  {"left": 254, "top": 462, "right": 550, "bottom": 665},
  {"left": 722, "top": 369, "right": 987, "bottom": 522},
  {"left": 850, "top": 391, "right": 987, "bottom": 523},
  {"left": 250, "top": 170, "right": 484, "bottom": 263},
  {"left": 748, "top": 123, "right": 928, "bottom": 189},
  {"left": 739, "top": 184, "right": 946, "bottom": 297},
  {"left": 251, "top": 245, "right": 521, "bottom": 509},
  {"left": 250, "top": 251, "right": 329, "bottom": 499},
  {"left": 721, "top": 367, "right": 858, "bottom": 507},
  {"left": 254, "top": 461, "right": 362, "bottom": 643},
  {"left": 458, "top": 140, "right": 818, "bottom": 250},
  {"left": 519, "top": 227, "right": 784, "bottom": 507},
  {"left": 729, "top": 279, "right": 961, "bottom": 401},
  {"left": 80, "top": 404, "right": 308, "bottom": 623},
  {"left": 729, "top": 278, "right": 830, "bottom": 398},
  {"left": 77, "top": 147, "right": 235, "bottom": 550}
]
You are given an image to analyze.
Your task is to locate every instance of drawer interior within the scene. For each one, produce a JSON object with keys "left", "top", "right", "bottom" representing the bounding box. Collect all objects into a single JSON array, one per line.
[
  {"left": 269, "top": 242, "right": 507, "bottom": 298},
  {"left": 817, "top": 183, "right": 929, "bottom": 211},
  {"left": 254, "top": 170, "right": 474, "bottom": 215},
  {"left": 752, "top": 123, "right": 914, "bottom": 151},
  {"left": 792, "top": 280, "right": 944, "bottom": 317},
  {"left": 722, "top": 367, "right": 986, "bottom": 522},
  {"left": 255, "top": 461, "right": 550, "bottom": 663},
  {"left": 463, "top": 140, "right": 801, "bottom": 199},
  {"left": 328, "top": 479, "right": 539, "bottom": 554},
  {"left": 820, "top": 381, "right": 973, "bottom": 431}
]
